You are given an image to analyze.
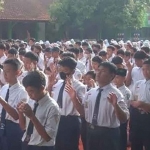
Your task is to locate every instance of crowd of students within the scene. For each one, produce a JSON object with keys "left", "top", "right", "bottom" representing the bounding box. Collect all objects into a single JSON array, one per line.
[{"left": 0, "top": 38, "right": 149, "bottom": 150}]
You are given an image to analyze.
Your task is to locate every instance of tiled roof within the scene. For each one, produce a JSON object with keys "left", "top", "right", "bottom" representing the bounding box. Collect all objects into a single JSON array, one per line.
[{"left": 0, "top": 0, "right": 52, "bottom": 21}]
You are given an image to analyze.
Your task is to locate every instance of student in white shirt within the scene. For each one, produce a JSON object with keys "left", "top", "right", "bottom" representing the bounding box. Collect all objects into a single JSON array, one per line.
[
  {"left": 69, "top": 48, "right": 86, "bottom": 75},
  {"left": 126, "top": 51, "right": 149, "bottom": 89},
  {"left": 69, "top": 62, "right": 129, "bottom": 150},
  {"left": 7, "top": 48, "right": 18, "bottom": 59},
  {"left": 33, "top": 45, "right": 45, "bottom": 71},
  {"left": 107, "top": 45, "right": 115, "bottom": 62},
  {"left": 99, "top": 50, "right": 108, "bottom": 62},
  {"left": 92, "top": 56, "right": 103, "bottom": 73},
  {"left": 113, "top": 68, "right": 131, "bottom": 150},
  {"left": 18, "top": 71, "right": 60, "bottom": 150},
  {"left": 0, "top": 58, "right": 28, "bottom": 150},
  {"left": 0, "top": 44, "right": 7, "bottom": 65},
  {"left": 51, "top": 57, "right": 86, "bottom": 150},
  {"left": 130, "top": 58, "right": 150, "bottom": 150}
]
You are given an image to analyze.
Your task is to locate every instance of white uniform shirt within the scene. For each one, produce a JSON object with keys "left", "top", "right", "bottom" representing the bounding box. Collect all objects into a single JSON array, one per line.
[
  {"left": 129, "top": 67, "right": 145, "bottom": 90},
  {"left": 0, "top": 82, "right": 28, "bottom": 123},
  {"left": 83, "top": 84, "right": 129, "bottom": 128},
  {"left": 118, "top": 85, "right": 131, "bottom": 108},
  {"left": 0, "top": 55, "right": 7, "bottom": 65},
  {"left": 130, "top": 79, "right": 150, "bottom": 104},
  {"left": 79, "top": 56, "right": 86, "bottom": 65},
  {"left": 108, "top": 54, "right": 115, "bottom": 62},
  {"left": 52, "top": 78, "right": 86, "bottom": 116},
  {"left": 77, "top": 61, "right": 86, "bottom": 75},
  {"left": 17, "top": 71, "right": 28, "bottom": 84},
  {"left": 22, "top": 93, "right": 60, "bottom": 146}
]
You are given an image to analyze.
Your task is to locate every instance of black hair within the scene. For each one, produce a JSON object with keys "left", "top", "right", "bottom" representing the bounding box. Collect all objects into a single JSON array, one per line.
[
  {"left": 141, "top": 47, "right": 150, "bottom": 54},
  {"left": 29, "top": 38, "right": 36, "bottom": 42},
  {"left": 99, "top": 50, "right": 107, "bottom": 56},
  {"left": 23, "top": 71, "right": 46, "bottom": 89},
  {"left": 97, "top": 39, "right": 103, "bottom": 45},
  {"left": 44, "top": 47, "right": 51, "bottom": 53},
  {"left": 112, "top": 56, "right": 123, "bottom": 65},
  {"left": 31, "top": 45, "right": 35, "bottom": 51},
  {"left": 19, "top": 43, "right": 25, "bottom": 48},
  {"left": 100, "top": 62, "right": 117, "bottom": 74},
  {"left": 114, "top": 45, "right": 121, "bottom": 50},
  {"left": 58, "top": 57, "right": 77, "bottom": 70},
  {"left": 24, "top": 52, "right": 38, "bottom": 62},
  {"left": 4, "top": 58, "right": 22, "bottom": 70},
  {"left": 51, "top": 46, "right": 60, "bottom": 52},
  {"left": 92, "top": 44, "right": 101, "bottom": 50},
  {"left": 117, "top": 49, "right": 125, "bottom": 56},
  {"left": 131, "top": 47, "right": 137, "bottom": 53},
  {"left": 79, "top": 47, "right": 83, "bottom": 53},
  {"left": 124, "top": 51, "right": 131, "bottom": 57},
  {"left": 82, "top": 42, "right": 89, "bottom": 47},
  {"left": 41, "top": 44, "right": 46, "bottom": 50},
  {"left": 11, "top": 44, "right": 19, "bottom": 50},
  {"left": 61, "top": 52, "right": 76, "bottom": 59},
  {"left": 69, "top": 48, "right": 80, "bottom": 55},
  {"left": 86, "top": 47, "right": 93, "bottom": 54},
  {"left": 0, "top": 43, "right": 6, "bottom": 50},
  {"left": 34, "top": 45, "right": 42, "bottom": 51},
  {"left": 107, "top": 45, "right": 115, "bottom": 51},
  {"left": 85, "top": 70, "right": 96, "bottom": 80},
  {"left": 134, "top": 51, "right": 149, "bottom": 60},
  {"left": 92, "top": 56, "right": 103, "bottom": 64},
  {"left": 5, "top": 43, "right": 10, "bottom": 51},
  {"left": 75, "top": 41, "right": 81, "bottom": 46},
  {"left": 19, "top": 48, "right": 26, "bottom": 56},
  {"left": 8, "top": 48, "right": 18, "bottom": 55}
]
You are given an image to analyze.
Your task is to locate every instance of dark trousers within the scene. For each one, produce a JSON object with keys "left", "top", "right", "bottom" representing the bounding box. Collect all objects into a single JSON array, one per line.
[
  {"left": 87, "top": 124, "right": 120, "bottom": 150},
  {"left": 0, "top": 120, "right": 23, "bottom": 150},
  {"left": 120, "top": 122, "right": 128, "bottom": 150},
  {"left": 81, "top": 117, "right": 87, "bottom": 150},
  {"left": 130, "top": 106, "right": 150, "bottom": 150},
  {"left": 25, "top": 145, "right": 54, "bottom": 150},
  {"left": 55, "top": 115, "right": 81, "bottom": 150}
]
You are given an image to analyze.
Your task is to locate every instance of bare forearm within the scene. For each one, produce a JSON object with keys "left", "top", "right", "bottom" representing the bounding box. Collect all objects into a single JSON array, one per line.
[
  {"left": 72, "top": 97, "right": 85, "bottom": 117},
  {"left": 30, "top": 115, "right": 51, "bottom": 142},
  {"left": 125, "top": 70, "right": 132, "bottom": 86},
  {"left": 141, "top": 102, "right": 150, "bottom": 112},
  {"left": 114, "top": 104, "right": 128, "bottom": 123},
  {"left": 0, "top": 100, "right": 19, "bottom": 120},
  {"left": 18, "top": 113, "right": 26, "bottom": 130}
]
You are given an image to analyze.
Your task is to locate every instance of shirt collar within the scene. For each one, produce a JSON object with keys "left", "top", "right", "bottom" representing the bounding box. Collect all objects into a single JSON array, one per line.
[
  {"left": 97, "top": 83, "right": 111, "bottom": 91},
  {"left": 37, "top": 93, "right": 50, "bottom": 106},
  {"left": 9, "top": 81, "right": 20, "bottom": 91}
]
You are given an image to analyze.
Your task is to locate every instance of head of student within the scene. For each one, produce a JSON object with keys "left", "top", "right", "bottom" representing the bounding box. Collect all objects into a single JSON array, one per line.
[
  {"left": 24, "top": 52, "right": 38, "bottom": 71},
  {"left": 23, "top": 71, "right": 46, "bottom": 101},
  {"left": 107, "top": 45, "right": 115, "bottom": 58},
  {"left": 3, "top": 58, "right": 22, "bottom": 85},
  {"left": 113, "top": 68, "right": 127, "bottom": 87},
  {"left": 112, "top": 56, "right": 124, "bottom": 68},
  {"left": 34, "top": 44, "right": 42, "bottom": 56},
  {"left": 7, "top": 48, "right": 18, "bottom": 59},
  {"left": 134, "top": 51, "right": 149, "bottom": 67},
  {"left": 92, "top": 56, "right": 103, "bottom": 71},
  {"left": 96, "top": 62, "right": 117, "bottom": 87},
  {"left": 142, "top": 58, "right": 150, "bottom": 80},
  {"left": 58, "top": 57, "right": 77, "bottom": 80}
]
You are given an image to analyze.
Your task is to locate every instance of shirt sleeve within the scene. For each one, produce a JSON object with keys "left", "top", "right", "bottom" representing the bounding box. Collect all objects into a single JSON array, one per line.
[
  {"left": 117, "top": 92, "right": 130, "bottom": 120},
  {"left": 44, "top": 105, "right": 60, "bottom": 139},
  {"left": 76, "top": 85, "right": 86, "bottom": 103}
]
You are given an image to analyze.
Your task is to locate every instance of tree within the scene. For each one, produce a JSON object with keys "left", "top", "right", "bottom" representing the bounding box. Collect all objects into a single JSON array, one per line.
[{"left": 49, "top": 0, "right": 150, "bottom": 39}]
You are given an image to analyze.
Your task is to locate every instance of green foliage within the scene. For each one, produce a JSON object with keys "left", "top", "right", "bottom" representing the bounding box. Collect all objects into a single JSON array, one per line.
[{"left": 49, "top": 0, "right": 150, "bottom": 38}]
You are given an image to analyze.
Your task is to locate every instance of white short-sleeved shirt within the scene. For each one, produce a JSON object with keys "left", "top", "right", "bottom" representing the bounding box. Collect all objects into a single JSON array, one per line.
[
  {"left": 52, "top": 78, "right": 86, "bottom": 116},
  {"left": 83, "top": 84, "right": 129, "bottom": 128},
  {"left": 0, "top": 82, "right": 29, "bottom": 123},
  {"left": 130, "top": 79, "right": 150, "bottom": 104},
  {"left": 0, "top": 55, "right": 7, "bottom": 65},
  {"left": 118, "top": 85, "right": 131, "bottom": 108},
  {"left": 22, "top": 94, "right": 60, "bottom": 146},
  {"left": 77, "top": 61, "right": 86, "bottom": 75}
]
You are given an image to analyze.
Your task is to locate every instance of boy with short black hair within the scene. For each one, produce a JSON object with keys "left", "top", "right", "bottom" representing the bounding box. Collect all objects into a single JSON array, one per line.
[
  {"left": 18, "top": 70, "right": 60, "bottom": 150},
  {"left": 0, "top": 58, "right": 28, "bottom": 150}
]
